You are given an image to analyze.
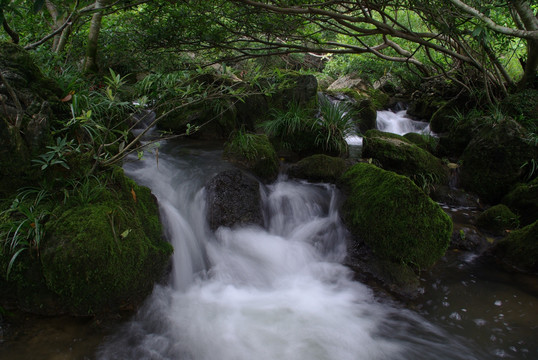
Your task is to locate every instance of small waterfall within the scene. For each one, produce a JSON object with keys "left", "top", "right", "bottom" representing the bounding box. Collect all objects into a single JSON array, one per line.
[
  {"left": 376, "top": 110, "right": 431, "bottom": 135},
  {"left": 97, "top": 141, "right": 483, "bottom": 360}
]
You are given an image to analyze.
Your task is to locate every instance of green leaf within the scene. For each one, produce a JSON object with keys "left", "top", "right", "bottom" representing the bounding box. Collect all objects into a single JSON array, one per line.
[{"left": 120, "top": 229, "right": 131, "bottom": 239}]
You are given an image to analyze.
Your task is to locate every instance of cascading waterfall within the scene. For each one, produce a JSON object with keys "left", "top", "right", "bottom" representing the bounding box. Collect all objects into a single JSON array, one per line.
[
  {"left": 376, "top": 110, "right": 431, "bottom": 135},
  {"left": 96, "top": 140, "right": 483, "bottom": 360}
]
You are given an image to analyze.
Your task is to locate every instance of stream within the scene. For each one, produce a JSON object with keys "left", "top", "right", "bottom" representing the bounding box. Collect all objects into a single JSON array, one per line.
[{"left": 0, "top": 111, "right": 536, "bottom": 359}]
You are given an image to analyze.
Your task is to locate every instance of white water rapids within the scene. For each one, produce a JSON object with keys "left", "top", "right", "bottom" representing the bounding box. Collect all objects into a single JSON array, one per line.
[
  {"left": 96, "top": 140, "right": 483, "bottom": 360},
  {"left": 345, "top": 109, "right": 432, "bottom": 146}
]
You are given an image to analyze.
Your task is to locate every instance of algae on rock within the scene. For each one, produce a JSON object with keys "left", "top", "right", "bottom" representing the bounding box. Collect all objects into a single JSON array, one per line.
[{"left": 287, "top": 154, "right": 347, "bottom": 183}]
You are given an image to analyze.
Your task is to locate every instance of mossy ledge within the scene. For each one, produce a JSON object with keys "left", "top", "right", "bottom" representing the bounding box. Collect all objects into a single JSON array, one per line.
[
  {"left": 341, "top": 163, "right": 452, "bottom": 269},
  {"left": 1, "top": 167, "right": 173, "bottom": 316}
]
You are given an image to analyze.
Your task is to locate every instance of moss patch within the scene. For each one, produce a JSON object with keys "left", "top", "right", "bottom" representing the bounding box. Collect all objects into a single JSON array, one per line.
[
  {"left": 224, "top": 132, "right": 280, "bottom": 181},
  {"left": 288, "top": 154, "right": 347, "bottom": 183},
  {"left": 502, "top": 178, "right": 538, "bottom": 227},
  {"left": 40, "top": 169, "right": 172, "bottom": 314},
  {"left": 341, "top": 163, "right": 452, "bottom": 269},
  {"left": 476, "top": 204, "right": 519, "bottom": 235},
  {"left": 459, "top": 118, "right": 538, "bottom": 204},
  {"left": 493, "top": 221, "right": 538, "bottom": 273},
  {"left": 362, "top": 130, "right": 449, "bottom": 186}
]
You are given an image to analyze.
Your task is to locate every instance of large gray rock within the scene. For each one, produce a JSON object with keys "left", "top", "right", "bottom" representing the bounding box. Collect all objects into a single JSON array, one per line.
[{"left": 205, "top": 170, "right": 264, "bottom": 230}]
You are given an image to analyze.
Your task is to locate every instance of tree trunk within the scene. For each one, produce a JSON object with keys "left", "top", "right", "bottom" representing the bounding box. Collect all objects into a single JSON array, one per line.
[
  {"left": 512, "top": 0, "right": 538, "bottom": 89},
  {"left": 2, "top": 13, "right": 20, "bottom": 44},
  {"left": 83, "top": 0, "right": 107, "bottom": 73}
]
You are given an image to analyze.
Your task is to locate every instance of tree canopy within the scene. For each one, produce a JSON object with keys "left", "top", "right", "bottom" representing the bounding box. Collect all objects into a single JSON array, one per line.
[{"left": 1, "top": 0, "right": 537, "bottom": 94}]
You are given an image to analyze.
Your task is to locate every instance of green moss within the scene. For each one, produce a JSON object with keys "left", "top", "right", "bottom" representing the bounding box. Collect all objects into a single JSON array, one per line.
[
  {"left": 224, "top": 132, "right": 280, "bottom": 181},
  {"left": 365, "top": 88, "right": 390, "bottom": 110},
  {"left": 288, "top": 154, "right": 347, "bottom": 183},
  {"left": 494, "top": 221, "right": 538, "bottom": 273},
  {"left": 403, "top": 132, "right": 439, "bottom": 154},
  {"left": 362, "top": 130, "right": 449, "bottom": 186},
  {"left": 501, "top": 89, "right": 538, "bottom": 131},
  {"left": 502, "top": 178, "right": 538, "bottom": 226},
  {"left": 39, "top": 169, "right": 172, "bottom": 314},
  {"left": 341, "top": 163, "right": 452, "bottom": 269},
  {"left": 476, "top": 204, "right": 519, "bottom": 234},
  {"left": 460, "top": 118, "right": 538, "bottom": 203}
]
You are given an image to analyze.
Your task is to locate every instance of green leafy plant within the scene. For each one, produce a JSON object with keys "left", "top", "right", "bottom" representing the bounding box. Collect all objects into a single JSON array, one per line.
[
  {"left": 261, "top": 101, "right": 313, "bottom": 142},
  {"left": 312, "top": 96, "right": 354, "bottom": 154},
  {"left": 225, "top": 128, "right": 260, "bottom": 161},
  {"left": 32, "top": 136, "right": 79, "bottom": 170},
  {"left": 0, "top": 188, "right": 50, "bottom": 279},
  {"left": 63, "top": 175, "right": 107, "bottom": 207}
]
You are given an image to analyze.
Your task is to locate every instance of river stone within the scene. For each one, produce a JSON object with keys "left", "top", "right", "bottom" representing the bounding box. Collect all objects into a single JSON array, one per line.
[
  {"left": 362, "top": 130, "right": 449, "bottom": 186},
  {"left": 341, "top": 163, "right": 453, "bottom": 269},
  {"left": 205, "top": 169, "right": 263, "bottom": 230},
  {"left": 287, "top": 154, "right": 347, "bottom": 183},
  {"left": 492, "top": 220, "right": 538, "bottom": 273},
  {"left": 459, "top": 118, "right": 538, "bottom": 204}
]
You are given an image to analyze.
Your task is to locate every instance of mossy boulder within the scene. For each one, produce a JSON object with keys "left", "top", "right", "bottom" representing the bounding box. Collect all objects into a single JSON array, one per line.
[
  {"left": 287, "top": 154, "right": 347, "bottom": 183},
  {"left": 502, "top": 177, "right": 538, "bottom": 226},
  {"left": 437, "top": 114, "right": 489, "bottom": 157},
  {"left": 501, "top": 89, "right": 538, "bottom": 131},
  {"left": 459, "top": 118, "right": 538, "bottom": 204},
  {"left": 38, "top": 169, "right": 172, "bottom": 315},
  {"left": 224, "top": 132, "right": 279, "bottom": 181},
  {"left": 362, "top": 130, "right": 449, "bottom": 186},
  {"left": 493, "top": 220, "right": 538, "bottom": 273},
  {"left": 403, "top": 132, "right": 438, "bottom": 154},
  {"left": 475, "top": 204, "right": 519, "bottom": 235},
  {"left": 341, "top": 163, "right": 453, "bottom": 269}
]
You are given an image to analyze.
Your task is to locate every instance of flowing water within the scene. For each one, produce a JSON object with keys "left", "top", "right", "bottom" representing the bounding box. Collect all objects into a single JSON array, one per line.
[
  {"left": 345, "top": 109, "right": 431, "bottom": 152},
  {"left": 95, "top": 140, "right": 486, "bottom": 360},
  {"left": 1, "top": 114, "right": 536, "bottom": 359}
]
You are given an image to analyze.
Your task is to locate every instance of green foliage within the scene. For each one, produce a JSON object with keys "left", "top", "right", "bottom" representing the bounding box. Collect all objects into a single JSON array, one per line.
[
  {"left": 262, "top": 101, "right": 313, "bottom": 142},
  {"left": 224, "top": 130, "right": 279, "bottom": 180},
  {"left": 31, "top": 136, "right": 78, "bottom": 171},
  {"left": 341, "top": 163, "right": 452, "bottom": 269},
  {"left": 0, "top": 188, "right": 50, "bottom": 279},
  {"left": 312, "top": 96, "right": 354, "bottom": 155}
]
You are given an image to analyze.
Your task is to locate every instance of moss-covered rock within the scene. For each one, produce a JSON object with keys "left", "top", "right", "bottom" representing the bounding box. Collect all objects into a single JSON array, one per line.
[
  {"left": 493, "top": 220, "right": 538, "bottom": 273},
  {"left": 287, "top": 154, "right": 347, "bottom": 183},
  {"left": 362, "top": 130, "right": 449, "bottom": 186},
  {"left": 501, "top": 89, "right": 538, "bottom": 131},
  {"left": 341, "top": 163, "right": 452, "bottom": 269},
  {"left": 224, "top": 132, "right": 279, "bottom": 181},
  {"left": 38, "top": 169, "right": 172, "bottom": 315},
  {"left": 402, "top": 132, "right": 438, "bottom": 154},
  {"left": 475, "top": 204, "right": 519, "bottom": 235},
  {"left": 437, "top": 114, "right": 488, "bottom": 157},
  {"left": 459, "top": 118, "right": 538, "bottom": 204},
  {"left": 502, "top": 177, "right": 538, "bottom": 226}
]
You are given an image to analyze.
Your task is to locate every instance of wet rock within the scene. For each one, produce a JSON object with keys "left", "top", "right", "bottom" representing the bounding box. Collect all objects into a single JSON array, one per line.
[
  {"left": 475, "top": 204, "right": 519, "bottom": 236},
  {"left": 430, "top": 185, "right": 481, "bottom": 208},
  {"left": 362, "top": 130, "right": 449, "bottom": 186},
  {"left": 450, "top": 224, "right": 489, "bottom": 252},
  {"left": 502, "top": 177, "right": 538, "bottom": 227},
  {"left": 223, "top": 133, "right": 279, "bottom": 182},
  {"left": 205, "top": 169, "right": 264, "bottom": 230},
  {"left": 459, "top": 118, "right": 538, "bottom": 204},
  {"left": 287, "top": 154, "right": 347, "bottom": 183},
  {"left": 340, "top": 163, "right": 452, "bottom": 269},
  {"left": 492, "top": 220, "right": 538, "bottom": 273}
]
